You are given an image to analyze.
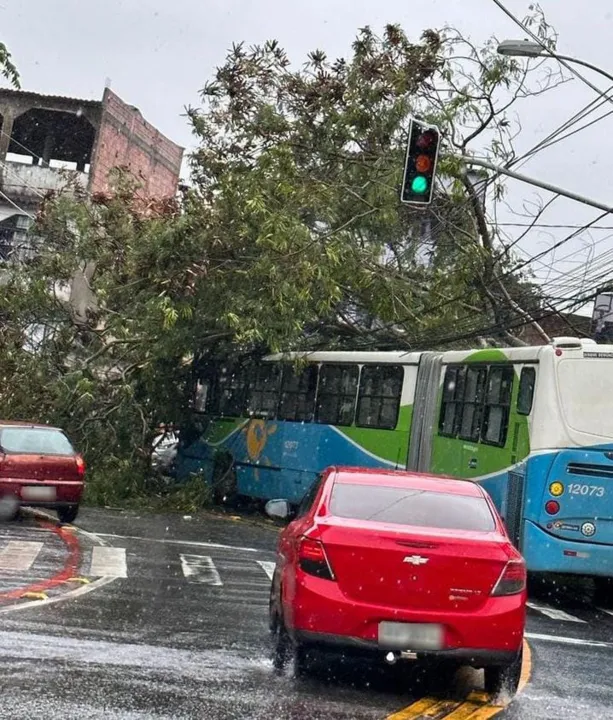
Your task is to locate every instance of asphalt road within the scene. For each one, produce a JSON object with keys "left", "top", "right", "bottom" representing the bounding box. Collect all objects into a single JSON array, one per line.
[{"left": 0, "top": 508, "right": 612, "bottom": 719}]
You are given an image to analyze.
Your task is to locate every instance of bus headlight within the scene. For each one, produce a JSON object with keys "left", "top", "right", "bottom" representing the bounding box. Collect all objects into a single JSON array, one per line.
[{"left": 549, "top": 482, "right": 564, "bottom": 497}]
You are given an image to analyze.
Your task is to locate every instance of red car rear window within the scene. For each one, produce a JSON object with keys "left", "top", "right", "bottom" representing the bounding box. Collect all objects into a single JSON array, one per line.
[
  {"left": 0, "top": 428, "right": 75, "bottom": 456},
  {"left": 330, "top": 482, "right": 496, "bottom": 532}
]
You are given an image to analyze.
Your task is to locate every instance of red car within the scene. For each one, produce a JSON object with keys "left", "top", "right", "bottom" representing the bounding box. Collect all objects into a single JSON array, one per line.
[
  {"left": 0, "top": 422, "right": 85, "bottom": 524},
  {"left": 266, "top": 467, "right": 526, "bottom": 694}
]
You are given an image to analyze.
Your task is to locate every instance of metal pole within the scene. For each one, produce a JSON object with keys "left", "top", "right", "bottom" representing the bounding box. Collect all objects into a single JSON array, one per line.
[{"left": 462, "top": 156, "right": 613, "bottom": 215}]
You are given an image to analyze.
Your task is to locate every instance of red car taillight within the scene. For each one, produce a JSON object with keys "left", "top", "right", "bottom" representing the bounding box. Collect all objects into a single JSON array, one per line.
[
  {"left": 298, "top": 537, "right": 335, "bottom": 580},
  {"left": 491, "top": 559, "right": 526, "bottom": 596},
  {"left": 75, "top": 455, "right": 86, "bottom": 479}
]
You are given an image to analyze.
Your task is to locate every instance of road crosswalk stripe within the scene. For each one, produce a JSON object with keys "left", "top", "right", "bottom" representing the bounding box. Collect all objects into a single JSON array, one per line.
[
  {"left": 0, "top": 541, "right": 43, "bottom": 571},
  {"left": 256, "top": 561, "right": 275, "bottom": 580},
  {"left": 89, "top": 547, "right": 127, "bottom": 578},
  {"left": 180, "top": 554, "right": 223, "bottom": 586},
  {"left": 527, "top": 601, "right": 586, "bottom": 623}
]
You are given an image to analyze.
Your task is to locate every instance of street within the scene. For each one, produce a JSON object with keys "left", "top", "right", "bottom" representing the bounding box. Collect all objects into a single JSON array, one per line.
[{"left": 0, "top": 509, "right": 610, "bottom": 719}]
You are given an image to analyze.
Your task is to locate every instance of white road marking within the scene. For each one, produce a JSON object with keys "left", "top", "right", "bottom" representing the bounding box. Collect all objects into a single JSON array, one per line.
[
  {"left": 0, "top": 541, "right": 43, "bottom": 571},
  {"left": 256, "top": 560, "right": 275, "bottom": 580},
  {"left": 89, "top": 546, "right": 127, "bottom": 578},
  {"left": 180, "top": 554, "right": 222, "bottom": 586},
  {"left": 527, "top": 601, "right": 586, "bottom": 623},
  {"left": 597, "top": 607, "right": 613, "bottom": 617},
  {"left": 94, "top": 532, "right": 263, "bottom": 554},
  {"left": 526, "top": 632, "right": 613, "bottom": 648}
]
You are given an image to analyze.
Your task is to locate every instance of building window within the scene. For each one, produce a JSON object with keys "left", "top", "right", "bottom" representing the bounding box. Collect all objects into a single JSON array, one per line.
[
  {"left": 459, "top": 367, "right": 487, "bottom": 442},
  {"left": 482, "top": 366, "right": 514, "bottom": 446},
  {"left": 356, "top": 365, "right": 404, "bottom": 430},
  {"left": 439, "top": 366, "right": 465, "bottom": 437},
  {"left": 517, "top": 367, "right": 536, "bottom": 416},
  {"left": 247, "top": 364, "right": 281, "bottom": 417},
  {"left": 315, "top": 365, "right": 359, "bottom": 426},
  {"left": 278, "top": 365, "right": 317, "bottom": 422}
]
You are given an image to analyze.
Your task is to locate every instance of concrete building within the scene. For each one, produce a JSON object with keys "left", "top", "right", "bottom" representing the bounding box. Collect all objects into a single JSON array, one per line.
[{"left": 0, "top": 86, "right": 183, "bottom": 260}]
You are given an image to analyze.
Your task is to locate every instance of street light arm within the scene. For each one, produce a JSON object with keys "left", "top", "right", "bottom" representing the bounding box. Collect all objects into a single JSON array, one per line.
[
  {"left": 460, "top": 156, "right": 613, "bottom": 215},
  {"left": 553, "top": 54, "right": 613, "bottom": 86}
]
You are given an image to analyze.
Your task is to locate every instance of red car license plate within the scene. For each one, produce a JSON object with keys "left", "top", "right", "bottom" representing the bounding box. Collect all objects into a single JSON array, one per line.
[
  {"left": 378, "top": 622, "right": 443, "bottom": 650},
  {"left": 22, "top": 486, "right": 56, "bottom": 501}
]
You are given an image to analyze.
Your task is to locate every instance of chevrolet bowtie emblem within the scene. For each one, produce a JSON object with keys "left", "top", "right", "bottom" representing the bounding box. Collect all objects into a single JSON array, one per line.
[{"left": 403, "top": 555, "right": 429, "bottom": 565}]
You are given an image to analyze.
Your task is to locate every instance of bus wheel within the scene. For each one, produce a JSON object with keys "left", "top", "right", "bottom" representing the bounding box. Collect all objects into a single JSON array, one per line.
[{"left": 212, "top": 453, "right": 238, "bottom": 507}]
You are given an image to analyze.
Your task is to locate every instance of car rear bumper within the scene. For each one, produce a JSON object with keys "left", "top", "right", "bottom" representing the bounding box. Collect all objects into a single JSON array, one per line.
[
  {"left": 0, "top": 478, "right": 84, "bottom": 505},
  {"left": 293, "top": 629, "right": 518, "bottom": 666},
  {"left": 287, "top": 573, "right": 525, "bottom": 659}
]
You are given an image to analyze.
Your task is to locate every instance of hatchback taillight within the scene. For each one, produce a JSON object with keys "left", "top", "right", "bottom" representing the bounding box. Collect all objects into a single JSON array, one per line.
[
  {"left": 491, "top": 559, "right": 526, "bottom": 596},
  {"left": 75, "top": 455, "right": 86, "bottom": 479},
  {"left": 298, "top": 537, "right": 335, "bottom": 580}
]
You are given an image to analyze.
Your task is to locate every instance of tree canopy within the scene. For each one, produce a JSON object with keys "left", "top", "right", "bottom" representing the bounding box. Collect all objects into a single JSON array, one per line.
[{"left": 0, "top": 9, "right": 564, "bottom": 500}]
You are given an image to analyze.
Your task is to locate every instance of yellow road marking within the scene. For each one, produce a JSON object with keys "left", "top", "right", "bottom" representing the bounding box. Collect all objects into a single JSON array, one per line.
[
  {"left": 386, "top": 639, "right": 532, "bottom": 720},
  {"left": 518, "top": 639, "right": 532, "bottom": 694},
  {"left": 20, "top": 591, "right": 48, "bottom": 600},
  {"left": 387, "top": 698, "right": 462, "bottom": 719}
]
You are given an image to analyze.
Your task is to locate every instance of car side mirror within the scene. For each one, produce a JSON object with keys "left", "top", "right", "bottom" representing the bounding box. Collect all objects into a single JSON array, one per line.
[{"left": 265, "top": 499, "right": 292, "bottom": 520}]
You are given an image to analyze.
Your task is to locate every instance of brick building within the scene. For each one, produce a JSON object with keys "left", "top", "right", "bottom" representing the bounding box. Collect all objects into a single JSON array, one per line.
[
  {"left": 0, "top": 86, "right": 183, "bottom": 259},
  {"left": 517, "top": 312, "right": 592, "bottom": 345}
]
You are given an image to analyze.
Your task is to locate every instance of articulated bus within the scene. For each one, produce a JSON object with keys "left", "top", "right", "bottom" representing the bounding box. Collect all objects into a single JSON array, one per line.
[{"left": 176, "top": 337, "right": 613, "bottom": 583}]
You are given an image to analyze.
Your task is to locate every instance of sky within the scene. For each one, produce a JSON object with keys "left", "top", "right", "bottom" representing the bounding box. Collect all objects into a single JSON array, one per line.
[{"left": 3, "top": 0, "right": 613, "bottom": 316}]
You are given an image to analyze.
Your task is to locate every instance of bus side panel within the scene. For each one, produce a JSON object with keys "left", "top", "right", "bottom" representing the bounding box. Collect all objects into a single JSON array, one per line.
[
  {"left": 429, "top": 360, "right": 532, "bottom": 492},
  {"left": 175, "top": 418, "right": 245, "bottom": 482},
  {"left": 232, "top": 414, "right": 413, "bottom": 504}
]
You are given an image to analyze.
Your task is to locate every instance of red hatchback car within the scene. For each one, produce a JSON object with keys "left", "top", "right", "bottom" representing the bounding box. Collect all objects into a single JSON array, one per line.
[
  {"left": 266, "top": 467, "right": 526, "bottom": 694},
  {"left": 0, "top": 422, "right": 85, "bottom": 524}
]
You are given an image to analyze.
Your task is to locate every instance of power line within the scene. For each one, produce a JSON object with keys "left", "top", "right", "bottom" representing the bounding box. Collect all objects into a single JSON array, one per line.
[
  {"left": 0, "top": 127, "right": 43, "bottom": 163},
  {"left": 498, "top": 222, "right": 613, "bottom": 229},
  {"left": 0, "top": 160, "right": 46, "bottom": 199},
  {"left": 0, "top": 189, "right": 35, "bottom": 219}
]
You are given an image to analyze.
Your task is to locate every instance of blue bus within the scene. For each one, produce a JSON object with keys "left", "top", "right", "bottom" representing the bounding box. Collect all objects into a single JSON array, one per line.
[{"left": 177, "top": 337, "right": 613, "bottom": 585}]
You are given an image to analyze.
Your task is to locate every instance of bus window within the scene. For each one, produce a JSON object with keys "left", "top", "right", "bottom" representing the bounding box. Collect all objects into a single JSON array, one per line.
[
  {"left": 356, "top": 365, "right": 403, "bottom": 430},
  {"left": 247, "top": 364, "right": 281, "bottom": 418},
  {"left": 517, "top": 367, "right": 536, "bottom": 415},
  {"left": 315, "top": 365, "right": 359, "bottom": 426},
  {"left": 439, "top": 366, "right": 465, "bottom": 437},
  {"left": 217, "top": 366, "right": 248, "bottom": 417},
  {"left": 482, "top": 366, "right": 514, "bottom": 446},
  {"left": 459, "top": 367, "right": 486, "bottom": 442},
  {"left": 278, "top": 365, "right": 318, "bottom": 422}
]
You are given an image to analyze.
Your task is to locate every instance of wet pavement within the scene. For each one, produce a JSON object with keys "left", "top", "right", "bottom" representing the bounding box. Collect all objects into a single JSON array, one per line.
[{"left": 0, "top": 507, "right": 611, "bottom": 718}]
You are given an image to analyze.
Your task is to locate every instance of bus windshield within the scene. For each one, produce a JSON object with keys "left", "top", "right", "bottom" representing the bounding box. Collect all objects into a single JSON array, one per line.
[{"left": 557, "top": 359, "right": 613, "bottom": 438}]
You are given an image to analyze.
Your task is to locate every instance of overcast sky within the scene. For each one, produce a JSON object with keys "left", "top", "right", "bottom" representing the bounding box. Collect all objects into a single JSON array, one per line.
[{"left": 4, "top": 0, "right": 613, "bottom": 312}]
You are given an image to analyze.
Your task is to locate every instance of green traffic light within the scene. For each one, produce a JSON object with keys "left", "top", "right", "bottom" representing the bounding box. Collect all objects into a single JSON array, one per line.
[{"left": 411, "top": 176, "right": 428, "bottom": 194}]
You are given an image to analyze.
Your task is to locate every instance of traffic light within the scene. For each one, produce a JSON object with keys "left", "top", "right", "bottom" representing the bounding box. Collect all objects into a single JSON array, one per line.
[{"left": 400, "top": 119, "right": 440, "bottom": 206}]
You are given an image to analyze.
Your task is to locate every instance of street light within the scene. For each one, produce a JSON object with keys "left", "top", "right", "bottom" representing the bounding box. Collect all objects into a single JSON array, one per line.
[{"left": 497, "top": 40, "right": 613, "bottom": 85}]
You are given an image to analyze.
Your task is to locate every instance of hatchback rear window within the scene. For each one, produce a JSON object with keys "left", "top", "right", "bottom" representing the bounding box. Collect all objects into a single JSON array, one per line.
[
  {"left": 330, "top": 483, "right": 496, "bottom": 532},
  {"left": 0, "top": 428, "right": 75, "bottom": 456}
]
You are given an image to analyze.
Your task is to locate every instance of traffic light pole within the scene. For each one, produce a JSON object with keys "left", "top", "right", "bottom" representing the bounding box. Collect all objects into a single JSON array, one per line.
[{"left": 464, "top": 157, "right": 613, "bottom": 215}]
